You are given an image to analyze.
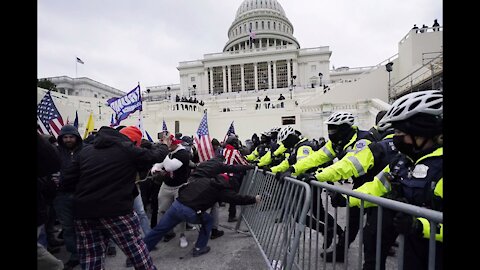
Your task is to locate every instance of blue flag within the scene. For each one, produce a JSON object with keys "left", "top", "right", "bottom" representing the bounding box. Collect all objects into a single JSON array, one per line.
[
  {"left": 222, "top": 121, "right": 236, "bottom": 143},
  {"left": 162, "top": 119, "right": 168, "bottom": 132},
  {"left": 145, "top": 130, "right": 154, "bottom": 142},
  {"left": 73, "top": 111, "right": 79, "bottom": 129},
  {"left": 107, "top": 85, "right": 142, "bottom": 126}
]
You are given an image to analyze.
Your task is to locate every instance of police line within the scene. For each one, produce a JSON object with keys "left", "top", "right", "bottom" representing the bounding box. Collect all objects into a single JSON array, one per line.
[{"left": 234, "top": 168, "right": 442, "bottom": 270}]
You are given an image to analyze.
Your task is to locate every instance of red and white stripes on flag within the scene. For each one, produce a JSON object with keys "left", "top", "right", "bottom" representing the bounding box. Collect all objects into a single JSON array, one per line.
[
  {"left": 37, "top": 91, "right": 64, "bottom": 137},
  {"left": 194, "top": 112, "right": 215, "bottom": 162},
  {"left": 222, "top": 145, "right": 249, "bottom": 165}
]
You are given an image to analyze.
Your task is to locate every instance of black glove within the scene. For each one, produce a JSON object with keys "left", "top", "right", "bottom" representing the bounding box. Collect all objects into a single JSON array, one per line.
[
  {"left": 296, "top": 173, "right": 316, "bottom": 183},
  {"left": 261, "top": 166, "right": 271, "bottom": 175},
  {"left": 330, "top": 192, "right": 347, "bottom": 207},
  {"left": 276, "top": 169, "right": 292, "bottom": 183},
  {"left": 393, "top": 212, "right": 422, "bottom": 236}
]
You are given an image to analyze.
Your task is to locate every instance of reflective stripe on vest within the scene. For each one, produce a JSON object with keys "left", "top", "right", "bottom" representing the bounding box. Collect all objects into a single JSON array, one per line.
[
  {"left": 347, "top": 156, "right": 365, "bottom": 176},
  {"left": 377, "top": 172, "right": 391, "bottom": 191},
  {"left": 321, "top": 145, "right": 335, "bottom": 159}
]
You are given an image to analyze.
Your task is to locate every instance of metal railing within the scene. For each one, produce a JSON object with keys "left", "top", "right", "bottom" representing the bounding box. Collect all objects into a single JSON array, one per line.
[
  {"left": 236, "top": 169, "right": 443, "bottom": 270},
  {"left": 236, "top": 169, "right": 311, "bottom": 270}
]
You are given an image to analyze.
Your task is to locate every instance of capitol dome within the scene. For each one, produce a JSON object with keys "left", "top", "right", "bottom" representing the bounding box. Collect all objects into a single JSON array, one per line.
[{"left": 224, "top": 0, "right": 299, "bottom": 52}]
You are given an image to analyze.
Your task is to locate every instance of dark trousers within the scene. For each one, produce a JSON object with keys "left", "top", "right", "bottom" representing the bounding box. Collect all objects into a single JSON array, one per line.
[
  {"left": 404, "top": 228, "right": 443, "bottom": 270},
  {"left": 363, "top": 207, "right": 398, "bottom": 270},
  {"left": 228, "top": 174, "right": 243, "bottom": 218},
  {"left": 305, "top": 186, "right": 342, "bottom": 234}
]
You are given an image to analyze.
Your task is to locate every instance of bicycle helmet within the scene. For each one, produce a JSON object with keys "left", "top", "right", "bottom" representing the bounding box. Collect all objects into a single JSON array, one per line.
[
  {"left": 324, "top": 111, "right": 355, "bottom": 126},
  {"left": 379, "top": 90, "right": 443, "bottom": 136},
  {"left": 277, "top": 126, "right": 295, "bottom": 142}
]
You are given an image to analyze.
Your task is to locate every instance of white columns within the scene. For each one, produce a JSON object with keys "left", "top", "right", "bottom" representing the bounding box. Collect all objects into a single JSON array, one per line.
[
  {"left": 241, "top": 64, "right": 245, "bottom": 91},
  {"left": 292, "top": 60, "right": 298, "bottom": 87},
  {"left": 287, "top": 60, "right": 291, "bottom": 87},
  {"left": 254, "top": 63, "right": 258, "bottom": 91},
  {"left": 209, "top": 68, "right": 214, "bottom": 94},
  {"left": 222, "top": 66, "right": 227, "bottom": 93},
  {"left": 227, "top": 65, "right": 232, "bottom": 93},
  {"left": 267, "top": 61, "right": 272, "bottom": 89},
  {"left": 273, "top": 61, "right": 277, "bottom": 89},
  {"left": 204, "top": 69, "right": 208, "bottom": 94},
  {"left": 267, "top": 38, "right": 270, "bottom": 47}
]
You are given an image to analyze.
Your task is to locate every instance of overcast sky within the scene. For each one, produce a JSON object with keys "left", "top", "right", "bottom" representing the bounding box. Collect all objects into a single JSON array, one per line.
[{"left": 38, "top": 0, "right": 442, "bottom": 92}]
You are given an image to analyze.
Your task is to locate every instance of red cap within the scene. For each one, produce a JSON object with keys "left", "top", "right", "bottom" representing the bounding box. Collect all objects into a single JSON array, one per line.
[
  {"left": 169, "top": 134, "right": 183, "bottom": 145},
  {"left": 120, "top": 126, "right": 142, "bottom": 147}
]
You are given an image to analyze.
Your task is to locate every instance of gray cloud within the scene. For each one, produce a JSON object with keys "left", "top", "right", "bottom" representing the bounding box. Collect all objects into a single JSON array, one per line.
[{"left": 38, "top": 0, "right": 442, "bottom": 92}]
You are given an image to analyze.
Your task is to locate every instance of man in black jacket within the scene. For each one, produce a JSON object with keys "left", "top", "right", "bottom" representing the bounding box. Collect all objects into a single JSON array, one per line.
[
  {"left": 52, "top": 124, "right": 83, "bottom": 269},
  {"left": 143, "top": 157, "right": 259, "bottom": 257},
  {"left": 61, "top": 126, "right": 169, "bottom": 270}
]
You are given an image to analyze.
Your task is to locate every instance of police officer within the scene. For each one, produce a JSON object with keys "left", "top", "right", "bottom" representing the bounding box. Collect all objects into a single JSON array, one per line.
[
  {"left": 304, "top": 116, "right": 398, "bottom": 262},
  {"left": 245, "top": 131, "right": 271, "bottom": 163},
  {"left": 257, "top": 127, "right": 287, "bottom": 168},
  {"left": 348, "top": 90, "right": 443, "bottom": 270}
]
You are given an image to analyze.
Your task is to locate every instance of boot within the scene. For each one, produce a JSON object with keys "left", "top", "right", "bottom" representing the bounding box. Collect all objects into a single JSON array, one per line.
[
  {"left": 322, "top": 225, "right": 344, "bottom": 250},
  {"left": 210, "top": 229, "right": 224, "bottom": 239},
  {"left": 321, "top": 231, "right": 346, "bottom": 262}
]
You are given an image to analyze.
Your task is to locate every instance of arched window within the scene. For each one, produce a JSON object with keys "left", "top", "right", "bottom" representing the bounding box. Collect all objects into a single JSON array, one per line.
[
  {"left": 274, "top": 22, "right": 276, "bottom": 29},
  {"left": 236, "top": 29, "right": 238, "bottom": 35},
  {"left": 262, "top": 21, "right": 264, "bottom": 29},
  {"left": 256, "top": 21, "right": 258, "bottom": 30},
  {"left": 250, "top": 22, "right": 252, "bottom": 30},
  {"left": 239, "top": 26, "right": 241, "bottom": 33},
  {"left": 268, "top": 21, "right": 270, "bottom": 29}
]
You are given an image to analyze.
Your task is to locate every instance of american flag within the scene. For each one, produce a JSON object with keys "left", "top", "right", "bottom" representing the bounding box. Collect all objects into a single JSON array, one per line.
[
  {"left": 37, "top": 91, "right": 64, "bottom": 137},
  {"left": 222, "top": 121, "right": 236, "bottom": 143},
  {"left": 194, "top": 112, "right": 214, "bottom": 162},
  {"left": 162, "top": 119, "right": 168, "bottom": 132}
]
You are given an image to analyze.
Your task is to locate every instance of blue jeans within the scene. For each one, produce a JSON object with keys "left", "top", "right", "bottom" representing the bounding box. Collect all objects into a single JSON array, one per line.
[
  {"left": 53, "top": 192, "right": 78, "bottom": 260},
  {"left": 133, "top": 194, "right": 151, "bottom": 236},
  {"left": 144, "top": 200, "right": 212, "bottom": 251}
]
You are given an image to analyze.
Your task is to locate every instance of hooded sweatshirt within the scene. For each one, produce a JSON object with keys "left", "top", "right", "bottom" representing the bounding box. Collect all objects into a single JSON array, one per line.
[
  {"left": 61, "top": 126, "right": 169, "bottom": 219},
  {"left": 57, "top": 124, "right": 83, "bottom": 192}
]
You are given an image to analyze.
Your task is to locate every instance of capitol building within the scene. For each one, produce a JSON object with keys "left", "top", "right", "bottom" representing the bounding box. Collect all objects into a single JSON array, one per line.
[{"left": 39, "top": 0, "right": 443, "bottom": 141}]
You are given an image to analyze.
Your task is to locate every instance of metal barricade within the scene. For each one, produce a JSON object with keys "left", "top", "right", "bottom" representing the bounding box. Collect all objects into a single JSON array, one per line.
[
  {"left": 304, "top": 181, "right": 443, "bottom": 270},
  {"left": 237, "top": 168, "right": 311, "bottom": 270}
]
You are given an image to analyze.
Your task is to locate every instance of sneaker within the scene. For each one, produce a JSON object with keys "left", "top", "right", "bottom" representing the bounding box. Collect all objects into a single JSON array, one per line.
[
  {"left": 192, "top": 246, "right": 211, "bottom": 257},
  {"left": 228, "top": 216, "right": 238, "bottom": 222},
  {"left": 179, "top": 235, "right": 188, "bottom": 248},
  {"left": 125, "top": 258, "right": 133, "bottom": 267},
  {"left": 219, "top": 202, "right": 226, "bottom": 207},
  {"left": 210, "top": 229, "right": 224, "bottom": 240},
  {"left": 106, "top": 246, "right": 117, "bottom": 257},
  {"left": 163, "top": 231, "right": 176, "bottom": 242},
  {"left": 186, "top": 223, "right": 196, "bottom": 231}
]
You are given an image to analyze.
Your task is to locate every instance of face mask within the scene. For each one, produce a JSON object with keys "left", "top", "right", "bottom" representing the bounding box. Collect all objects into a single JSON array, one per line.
[
  {"left": 282, "top": 135, "right": 297, "bottom": 148},
  {"left": 393, "top": 135, "right": 416, "bottom": 158},
  {"left": 328, "top": 125, "right": 351, "bottom": 145}
]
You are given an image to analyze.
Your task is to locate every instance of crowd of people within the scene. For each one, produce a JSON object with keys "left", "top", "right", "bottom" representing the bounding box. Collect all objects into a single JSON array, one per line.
[
  {"left": 37, "top": 90, "right": 443, "bottom": 270},
  {"left": 412, "top": 19, "right": 441, "bottom": 33}
]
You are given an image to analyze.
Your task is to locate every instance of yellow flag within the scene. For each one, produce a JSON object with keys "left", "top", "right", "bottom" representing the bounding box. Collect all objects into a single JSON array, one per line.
[{"left": 83, "top": 112, "right": 94, "bottom": 139}]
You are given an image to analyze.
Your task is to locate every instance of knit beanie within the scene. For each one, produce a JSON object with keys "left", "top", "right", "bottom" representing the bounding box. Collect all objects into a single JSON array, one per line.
[{"left": 120, "top": 126, "right": 142, "bottom": 146}]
